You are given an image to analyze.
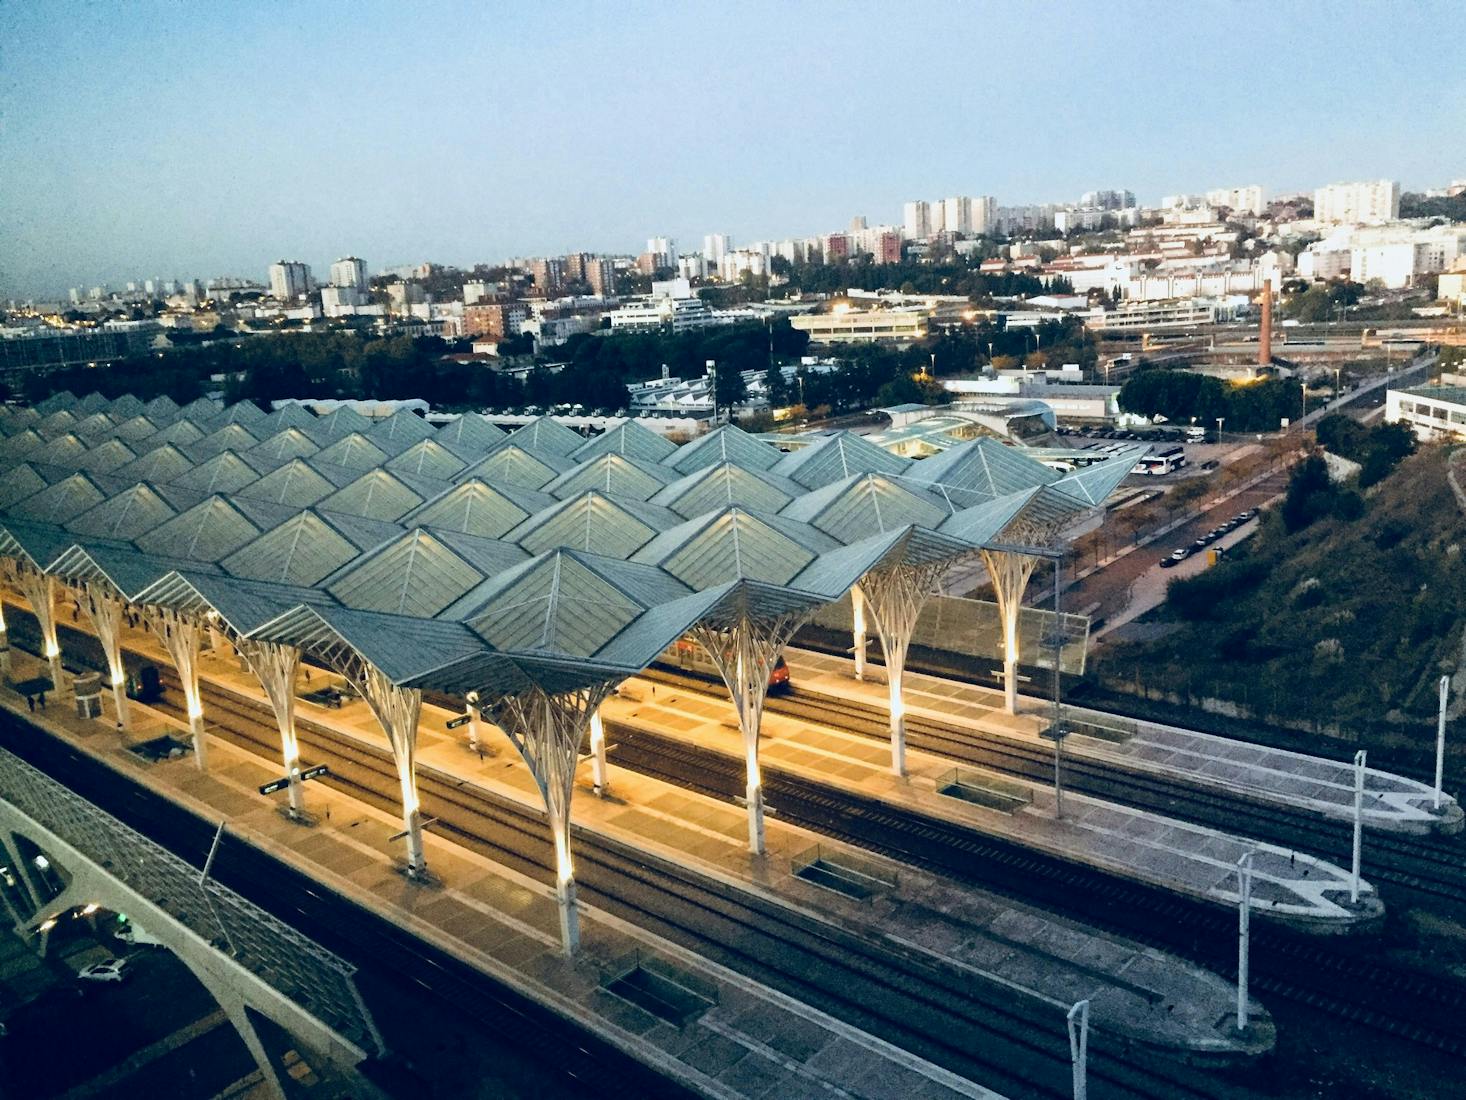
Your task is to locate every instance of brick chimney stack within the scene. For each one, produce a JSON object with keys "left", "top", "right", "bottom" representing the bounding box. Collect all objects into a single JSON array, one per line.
[{"left": 1258, "top": 286, "right": 1273, "bottom": 365}]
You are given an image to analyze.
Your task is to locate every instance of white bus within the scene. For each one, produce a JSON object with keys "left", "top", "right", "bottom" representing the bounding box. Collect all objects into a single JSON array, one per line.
[{"left": 1132, "top": 446, "right": 1187, "bottom": 476}]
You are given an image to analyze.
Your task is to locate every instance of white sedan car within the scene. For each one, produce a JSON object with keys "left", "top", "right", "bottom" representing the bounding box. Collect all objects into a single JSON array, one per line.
[{"left": 77, "top": 958, "right": 129, "bottom": 984}]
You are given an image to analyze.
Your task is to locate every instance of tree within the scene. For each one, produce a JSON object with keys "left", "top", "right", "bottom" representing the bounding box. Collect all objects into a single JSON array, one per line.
[
  {"left": 712, "top": 362, "right": 747, "bottom": 411},
  {"left": 764, "top": 364, "right": 791, "bottom": 408}
]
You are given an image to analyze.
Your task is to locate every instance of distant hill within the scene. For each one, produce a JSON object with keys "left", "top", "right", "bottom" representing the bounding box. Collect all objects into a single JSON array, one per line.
[{"left": 1095, "top": 446, "right": 1464, "bottom": 734}]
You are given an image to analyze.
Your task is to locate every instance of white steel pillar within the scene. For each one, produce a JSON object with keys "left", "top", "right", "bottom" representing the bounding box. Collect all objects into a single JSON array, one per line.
[
  {"left": 981, "top": 548, "right": 1040, "bottom": 715},
  {"left": 858, "top": 563, "right": 950, "bottom": 778},
  {"left": 7, "top": 564, "right": 64, "bottom": 692},
  {"left": 850, "top": 584, "right": 868, "bottom": 681},
  {"left": 692, "top": 609, "right": 814, "bottom": 856},
  {"left": 0, "top": 598, "right": 10, "bottom": 677},
  {"left": 143, "top": 606, "right": 208, "bottom": 770},
  {"left": 238, "top": 640, "right": 305, "bottom": 816},
  {"left": 78, "top": 582, "right": 129, "bottom": 729},
  {"left": 589, "top": 709, "right": 609, "bottom": 795},
  {"left": 465, "top": 692, "right": 483, "bottom": 753},
  {"left": 1067, "top": 999, "right": 1090, "bottom": 1100},
  {"left": 489, "top": 683, "right": 613, "bottom": 955},
  {"left": 357, "top": 665, "right": 426, "bottom": 877}
]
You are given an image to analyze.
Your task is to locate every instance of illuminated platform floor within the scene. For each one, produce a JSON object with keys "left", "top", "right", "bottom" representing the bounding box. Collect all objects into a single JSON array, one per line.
[
  {"left": 787, "top": 648, "right": 1462, "bottom": 837},
  {"left": 0, "top": 652, "right": 1004, "bottom": 1100},
  {"left": 5, "top": 631, "right": 1269, "bottom": 1065},
  {"left": 607, "top": 673, "right": 1382, "bottom": 933}
]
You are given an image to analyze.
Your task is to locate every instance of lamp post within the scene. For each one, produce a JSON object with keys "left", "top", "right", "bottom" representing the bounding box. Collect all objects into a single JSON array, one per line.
[
  {"left": 1334, "top": 366, "right": 1342, "bottom": 405},
  {"left": 1215, "top": 416, "right": 1225, "bottom": 442},
  {"left": 1236, "top": 850, "right": 1255, "bottom": 1032},
  {"left": 1351, "top": 749, "right": 1366, "bottom": 904},
  {"left": 1435, "top": 675, "right": 1450, "bottom": 811},
  {"left": 1067, "top": 1000, "right": 1090, "bottom": 1100}
]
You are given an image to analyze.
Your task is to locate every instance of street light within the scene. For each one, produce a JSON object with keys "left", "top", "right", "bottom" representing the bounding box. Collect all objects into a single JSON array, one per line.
[
  {"left": 1350, "top": 749, "right": 1366, "bottom": 904},
  {"left": 1215, "top": 416, "right": 1225, "bottom": 442},
  {"left": 1435, "top": 676, "right": 1450, "bottom": 811},
  {"left": 1236, "top": 851, "right": 1255, "bottom": 1032},
  {"left": 1067, "top": 1000, "right": 1090, "bottom": 1100}
]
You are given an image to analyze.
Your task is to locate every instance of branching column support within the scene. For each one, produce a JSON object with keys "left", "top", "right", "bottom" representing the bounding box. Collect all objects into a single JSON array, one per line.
[
  {"left": 5, "top": 562, "right": 62, "bottom": 691},
  {"left": 858, "top": 561, "right": 953, "bottom": 777},
  {"left": 143, "top": 606, "right": 208, "bottom": 769},
  {"left": 981, "top": 548, "right": 1040, "bottom": 715},
  {"left": 237, "top": 639, "right": 304, "bottom": 816},
  {"left": 488, "top": 683, "right": 614, "bottom": 955},
  {"left": 850, "top": 584, "right": 868, "bottom": 681},
  {"left": 78, "top": 581, "right": 129, "bottom": 728},
  {"left": 355, "top": 665, "right": 425, "bottom": 877},
  {"left": 691, "top": 609, "right": 816, "bottom": 856},
  {"left": 0, "top": 595, "right": 10, "bottom": 677}
]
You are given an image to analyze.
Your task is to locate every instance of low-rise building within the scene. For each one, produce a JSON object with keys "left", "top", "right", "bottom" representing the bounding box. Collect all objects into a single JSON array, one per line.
[
  {"left": 1386, "top": 384, "right": 1466, "bottom": 440},
  {"left": 789, "top": 309, "right": 928, "bottom": 345}
]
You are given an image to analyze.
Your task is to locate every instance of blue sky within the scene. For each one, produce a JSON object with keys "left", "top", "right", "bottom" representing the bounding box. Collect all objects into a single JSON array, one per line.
[{"left": 3, "top": 0, "right": 1463, "bottom": 298}]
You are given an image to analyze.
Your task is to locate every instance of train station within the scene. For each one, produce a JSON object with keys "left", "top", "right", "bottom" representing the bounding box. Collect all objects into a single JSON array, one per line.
[{"left": 0, "top": 390, "right": 1459, "bottom": 1098}]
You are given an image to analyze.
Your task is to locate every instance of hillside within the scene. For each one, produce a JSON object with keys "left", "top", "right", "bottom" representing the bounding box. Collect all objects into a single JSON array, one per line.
[{"left": 1094, "top": 446, "right": 1465, "bottom": 733}]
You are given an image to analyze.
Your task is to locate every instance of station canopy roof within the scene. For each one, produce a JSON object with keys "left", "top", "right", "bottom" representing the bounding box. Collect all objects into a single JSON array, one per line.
[{"left": 0, "top": 393, "right": 1145, "bottom": 695}]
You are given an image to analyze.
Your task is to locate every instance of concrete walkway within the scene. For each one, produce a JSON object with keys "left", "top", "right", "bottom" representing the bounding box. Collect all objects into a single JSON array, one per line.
[{"left": 788, "top": 648, "right": 1460, "bottom": 836}]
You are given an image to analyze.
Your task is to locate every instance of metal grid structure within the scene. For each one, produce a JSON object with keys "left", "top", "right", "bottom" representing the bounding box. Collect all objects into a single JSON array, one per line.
[{"left": 0, "top": 744, "right": 378, "bottom": 1055}]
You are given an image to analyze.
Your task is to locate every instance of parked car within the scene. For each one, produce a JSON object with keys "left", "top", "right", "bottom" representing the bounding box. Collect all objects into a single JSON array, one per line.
[
  {"left": 77, "top": 958, "right": 129, "bottom": 984},
  {"left": 1160, "top": 549, "right": 1188, "bottom": 569},
  {"left": 116, "top": 921, "right": 164, "bottom": 948}
]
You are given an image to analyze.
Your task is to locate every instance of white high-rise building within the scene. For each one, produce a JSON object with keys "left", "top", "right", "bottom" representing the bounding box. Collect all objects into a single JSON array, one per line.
[
  {"left": 703, "top": 234, "right": 731, "bottom": 263},
  {"left": 647, "top": 236, "right": 678, "bottom": 267},
  {"left": 268, "top": 260, "right": 312, "bottom": 300},
  {"left": 902, "top": 200, "right": 932, "bottom": 240},
  {"left": 1313, "top": 180, "right": 1400, "bottom": 226},
  {"left": 1204, "top": 186, "right": 1265, "bottom": 216},
  {"left": 330, "top": 256, "right": 369, "bottom": 290},
  {"left": 941, "top": 195, "right": 974, "bottom": 235},
  {"left": 972, "top": 195, "right": 997, "bottom": 235}
]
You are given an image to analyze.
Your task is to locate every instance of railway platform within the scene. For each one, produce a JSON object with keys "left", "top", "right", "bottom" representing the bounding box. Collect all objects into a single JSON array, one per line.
[
  {"left": 786, "top": 648, "right": 1462, "bottom": 837},
  {"left": 608, "top": 670, "right": 1383, "bottom": 934},
  {"left": 0, "top": 651, "right": 1006, "bottom": 1100},
  {"left": 3, "top": 631, "right": 1273, "bottom": 1072}
]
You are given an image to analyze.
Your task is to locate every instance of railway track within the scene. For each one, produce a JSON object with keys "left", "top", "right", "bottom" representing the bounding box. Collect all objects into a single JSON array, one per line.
[
  {"left": 642, "top": 666, "right": 1466, "bottom": 910},
  {"left": 164, "top": 673, "right": 1247, "bottom": 1100},
  {"left": 602, "top": 721, "right": 1466, "bottom": 1060},
  {"left": 12, "top": 611, "right": 1466, "bottom": 1084}
]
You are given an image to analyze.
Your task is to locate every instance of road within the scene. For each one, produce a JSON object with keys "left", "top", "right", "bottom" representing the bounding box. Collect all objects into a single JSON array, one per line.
[{"left": 1059, "top": 468, "right": 1289, "bottom": 626}]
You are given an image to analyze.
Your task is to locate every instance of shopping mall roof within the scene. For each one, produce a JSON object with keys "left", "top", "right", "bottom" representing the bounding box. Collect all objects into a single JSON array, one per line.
[{"left": 0, "top": 393, "right": 1146, "bottom": 694}]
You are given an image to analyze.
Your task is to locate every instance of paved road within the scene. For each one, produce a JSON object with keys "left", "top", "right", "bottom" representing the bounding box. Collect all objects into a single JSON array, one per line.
[{"left": 1060, "top": 469, "right": 1289, "bottom": 624}]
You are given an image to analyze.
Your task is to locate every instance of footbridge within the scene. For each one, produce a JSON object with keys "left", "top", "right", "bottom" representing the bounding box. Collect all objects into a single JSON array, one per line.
[{"left": 0, "top": 742, "right": 382, "bottom": 1099}]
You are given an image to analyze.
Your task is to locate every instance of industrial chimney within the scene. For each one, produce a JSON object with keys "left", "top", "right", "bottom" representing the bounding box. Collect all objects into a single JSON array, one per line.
[{"left": 1258, "top": 287, "right": 1273, "bottom": 366}]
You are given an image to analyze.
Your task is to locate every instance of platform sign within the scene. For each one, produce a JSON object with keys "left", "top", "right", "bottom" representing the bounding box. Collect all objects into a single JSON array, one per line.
[
  {"left": 445, "top": 715, "right": 471, "bottom": 730},
  {"left": 258, "top": 765, "right": 329, "bottom": 795}
]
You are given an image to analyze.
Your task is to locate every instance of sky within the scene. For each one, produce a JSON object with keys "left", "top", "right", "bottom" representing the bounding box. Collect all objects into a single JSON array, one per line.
[{"left": 3, "top": 0, "right": 1464, "bottom": 299}]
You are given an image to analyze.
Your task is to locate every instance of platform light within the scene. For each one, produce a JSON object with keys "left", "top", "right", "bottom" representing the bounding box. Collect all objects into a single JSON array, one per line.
[
  {"left": 111, "top": 670, "right": 126, "bottom": 686},
  {"left": 81, "top": 903, "right": 99, "bottom": 916},
  {"left": 38, "top": 918, "right": 56, "bottom": 933},
  {"left": 33, "top": 855, "right": 49, "bottom": 871},
  {"left": 43, "top": 641, "right": 60, "bottom": 659}
]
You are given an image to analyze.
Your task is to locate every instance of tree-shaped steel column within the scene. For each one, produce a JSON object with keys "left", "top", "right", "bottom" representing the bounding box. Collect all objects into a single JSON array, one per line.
[
  {"left": 235, "top": 639, "right": 305, "bottom": 817},
  {"left": 142, "top": 606, "right": 209, "bottom": 769},
  {"left": 856, "top": 557, "right": 955, "bottom": 776},
  {"left": 77, "top": 580, "right": 129, "bottom": 728},
  {"left": 3, "top": 560, "right": 63, "bottom": 690},
  {"left": 690, "top": 607, "right": 815, "bottom": 855},
  {"left": 354, "top": 664, "right": 426, "bottom": 876},
  {"left": 981, "top": 547, "right": 1038, "bottom": 715},
  {"left": 487, "top": 682, "right": 614, "bottom": 954}
]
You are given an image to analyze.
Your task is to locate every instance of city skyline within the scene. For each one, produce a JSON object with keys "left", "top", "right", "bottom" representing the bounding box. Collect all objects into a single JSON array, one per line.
[{"left": 3, "top": 0, "right": 1465, "bottom": 298}]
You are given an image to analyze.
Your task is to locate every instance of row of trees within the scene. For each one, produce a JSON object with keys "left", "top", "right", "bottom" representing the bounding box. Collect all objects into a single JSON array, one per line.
[
  {"left": 1118, "top": 368, "right": 1302, "bottom": 433},
  {"left": 1315, "top": 414, "right": 1417, "bottom": 487},
  {"left": 770, "top": 258, "right": 1072, "bottom": 301}
]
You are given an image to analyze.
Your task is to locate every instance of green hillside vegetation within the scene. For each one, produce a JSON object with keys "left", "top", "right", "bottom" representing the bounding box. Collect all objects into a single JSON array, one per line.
[{"left": 1096, "top": 446, "right": 1464, "bottom": 732}]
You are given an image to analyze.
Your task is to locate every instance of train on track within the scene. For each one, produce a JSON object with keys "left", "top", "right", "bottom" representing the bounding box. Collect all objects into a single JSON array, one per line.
[{"left": 654, "top": 638, "right": 792, "bottom": 695}]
